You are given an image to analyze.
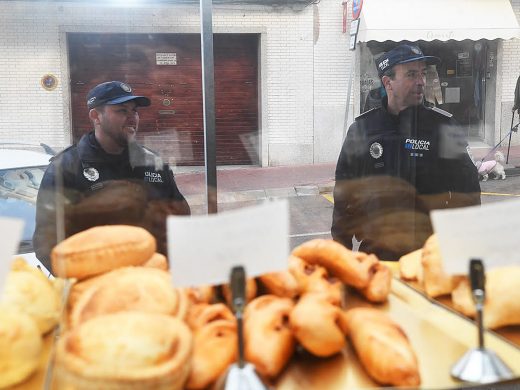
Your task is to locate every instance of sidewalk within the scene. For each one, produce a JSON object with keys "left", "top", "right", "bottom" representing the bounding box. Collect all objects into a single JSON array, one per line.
[
  {"left": 174, "top": 144, "right": 520, "bottom": 207},
  {"left": 174, "top": 163, "right": 336, "bottom": 206}
]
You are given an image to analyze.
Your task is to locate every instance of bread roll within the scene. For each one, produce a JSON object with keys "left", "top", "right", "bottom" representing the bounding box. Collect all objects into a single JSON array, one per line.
[
  {"left": 258, "top": 269, "right": 301, "bottom": 299},
  {"left": 0, "top": 305, "right": 42, "bottom": 389},
  {"left": 2, "top": 258, "right": 62, "bottom": 334},
  {"left": 451, "top": 266, "right": 520, "bottom": 329},
  {"left": 288, "top": 255, "right": 343, "bottom": 305},
  {"left": 186, "top": 303, "right": 235, "bottom": 331},
  {"left": 244, "top": 295, "right": 295, "bottom": 378},
  {"left": 141, "top": 252, "right": 169, "bottom": 270},
  {"left": 54, "top": 312, "right": 193, "bottom": 390},
  {"left": 69, "top": 267, "right": 188, "bottom": 328},
  {"left": 289, "top": 293, "right": 347, "bottom": 357},
  {"left": 358, "top": 261, "right": 392, "bottom": 303},
  {"left": 292, "top": 239, "right": 378, "bottom": 289},
  {"left": 51, "top": 225, "right": 156, "bottom": 279},
  {"left": 343, "top": 308, "right": 420, "bottom": 387},
  {"left": 185, "top": 285, "right": 215, "bottom": 305},
  {"left": 186, "top": 320, "right": 237, "bottom": 389},
  {"left": 421, "top": 234, "right": 454, "bottom": 297},
  {"left": 399, "top": 248, "right": 423, "bottom": 282}
]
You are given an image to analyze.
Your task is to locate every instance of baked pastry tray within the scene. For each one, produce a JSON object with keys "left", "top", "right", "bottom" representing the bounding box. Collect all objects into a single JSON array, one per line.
[
  {"left": 13, "top": 278, "right": 520, "bottom": 390},
  {"left": 275, "top": 278, "right": 520, "bottom": 389}
]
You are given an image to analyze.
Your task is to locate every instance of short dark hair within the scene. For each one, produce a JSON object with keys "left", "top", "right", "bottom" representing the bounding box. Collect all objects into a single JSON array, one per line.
[{"left": 382, "top": 67, "right": 396, "bottom": 80}]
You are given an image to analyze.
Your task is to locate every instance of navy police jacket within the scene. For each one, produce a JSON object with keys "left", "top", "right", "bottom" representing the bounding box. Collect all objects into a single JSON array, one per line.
[
  {"left": 331, "top": 98, "right": 481, "bottom": 260},
  {"left": 33, "top": 132, "right": 190, "bottom": 270}
]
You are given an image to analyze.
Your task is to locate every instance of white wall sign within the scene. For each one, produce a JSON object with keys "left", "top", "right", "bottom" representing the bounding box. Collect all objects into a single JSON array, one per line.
[
  {"left": 431, "top": 199, "right": 520, "bottom": 275},
  {"left": 156, "top": 53, "right": 177, "bottom": 65},
  {"left": 167, "top": 200, "right": 290, "bottom": 287}
]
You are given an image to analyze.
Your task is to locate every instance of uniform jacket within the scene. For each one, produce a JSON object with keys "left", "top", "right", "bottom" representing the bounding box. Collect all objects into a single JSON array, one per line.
[
  {"left": 33, "top": 132, "right": 190, "bottom": 269},
  {"left": 331, "top": 98, "right": 481, "bottom": 260}
]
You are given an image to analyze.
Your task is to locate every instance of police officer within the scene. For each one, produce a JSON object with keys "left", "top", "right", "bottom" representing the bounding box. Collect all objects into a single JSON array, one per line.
[
  {"left": 331, "top": 44, "right": 481, "bottom": 260},
  {"left": 33, "top": 81, "right": 190, "bottom": 271}
]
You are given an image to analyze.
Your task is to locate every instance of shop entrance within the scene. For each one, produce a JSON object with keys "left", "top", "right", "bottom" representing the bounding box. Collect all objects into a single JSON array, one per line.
[{"left": 360, "top": 40, "right": 498, "bottom": 145}]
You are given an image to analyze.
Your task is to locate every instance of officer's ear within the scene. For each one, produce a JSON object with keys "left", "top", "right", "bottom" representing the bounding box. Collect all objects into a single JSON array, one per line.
[
  {"left": 89, "top": 108, "right": 101, "bottom": 125},
  {"left": 381, "top": 75, "right": 392, "bottom": 91}
]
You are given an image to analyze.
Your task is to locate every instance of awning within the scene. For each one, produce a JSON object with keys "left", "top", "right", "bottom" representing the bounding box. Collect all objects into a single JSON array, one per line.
[{"left": 357, "top": 0, "right": 520, "bottom": 43}]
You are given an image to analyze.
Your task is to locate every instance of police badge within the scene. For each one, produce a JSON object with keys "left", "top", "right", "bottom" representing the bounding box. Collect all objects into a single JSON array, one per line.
[
  {"left": 369, "top": 142, "right": 383, "bottom": 159},
  {"left": 83, "top": 167, "right": 100, "bottom": 182}
]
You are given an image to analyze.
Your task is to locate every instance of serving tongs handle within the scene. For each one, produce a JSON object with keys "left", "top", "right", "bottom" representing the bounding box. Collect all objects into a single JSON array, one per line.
[
  {"left": 230, "top": 266, "right": 246, "bottom": 368},
  {"left": 469, "top": 259, "right": 485, "bottom": 349}
]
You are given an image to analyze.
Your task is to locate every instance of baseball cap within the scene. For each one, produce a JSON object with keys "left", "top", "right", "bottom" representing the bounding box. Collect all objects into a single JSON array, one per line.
[
  {"left": 375, "top": 44, "right": 440, "bottom": 78},
  {"left": 86, "top": 81, "right": 151, "bottom": 109}
]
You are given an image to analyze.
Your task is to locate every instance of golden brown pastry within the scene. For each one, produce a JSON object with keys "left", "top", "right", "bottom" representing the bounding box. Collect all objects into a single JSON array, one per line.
[
  {"left": 288, "top": 255, "right": 343, "bottom": 305},
  {"left": 244, "top": 295, "right": 295, "bottom": 378},
  {"left": 291, "top": 239, "right": 378, "bottom": 289},
  {"left": 343, "top": 307, "right": 420, "bottom": 387},
  {"left": 69, "top": 267, "right": 188, "bottom": 328},
  {"left": 51, "top": 225, "right": 156, "bottom": 280},
  {"left": 222, "top": 277, "right": 257, "bottom": 306},
  {"left": 186, "top": 316, "right": 237, "bottom": 389},
  {"left": 0, "top": 305, "right": 43, "bottom": 389},
  {"left": 421, "top": 234, "right": 454, "bottom": 297},
  {"left": 289, "top": 293, "right": 347, "bottom": 357},
  {"left": 54, "top": 312, "right": 193, "bottom": 390},
  {"left": 186, "top": 303, "right": 235, "bottom": 331},
  {"left": 141, "top": 252, "right": 169, "bottom": 270},
  {"left": 451, "top": 266, "right": 520, "bottom": 329},
  {"left": 185, "top": 285, "right": 215, "bottom": 305},
  {"left": 2, "top": 258, "right": 62, "bottom": 334},
  {"left": 399, "top": 248, "right": 423, "bottom": 282},
  {"left": 258, "top": 269, "right": 301, "bottom": 298},
  {"left": 358, "top": 261, "right": 392, "bottom": 303}
]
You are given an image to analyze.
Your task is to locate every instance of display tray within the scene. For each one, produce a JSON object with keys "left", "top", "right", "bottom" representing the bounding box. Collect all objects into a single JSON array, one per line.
[
  {"left": 11, "top": 278, "right": 520, "bottom": 390},
  {"left": 276, "top": 278, "right": 520, "bottom": 389}
]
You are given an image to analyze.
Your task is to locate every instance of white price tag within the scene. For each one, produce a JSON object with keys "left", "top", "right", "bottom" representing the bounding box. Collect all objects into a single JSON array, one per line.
[
  {"left": 167, "top": 200, "right": 290, "bottom": 287},
  {"left": 0, "top": 217, "right": 24, "bottom": 294},
  {"left": 431, "top": 199, "right": 520, "bottom": 274}
]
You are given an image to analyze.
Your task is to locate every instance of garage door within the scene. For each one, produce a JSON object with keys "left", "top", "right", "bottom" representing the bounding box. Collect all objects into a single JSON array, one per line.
[{"left": 68, "top": 33, "right": 259, "bottom": 166}]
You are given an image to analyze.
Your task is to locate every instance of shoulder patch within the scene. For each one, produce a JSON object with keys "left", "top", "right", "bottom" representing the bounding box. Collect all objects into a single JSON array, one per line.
[
  {"left": 429, "top": 106, "right": 453, "bottom": 118},
  {"left": 355, "top": 107, "right": 378, "bottom": 120}
]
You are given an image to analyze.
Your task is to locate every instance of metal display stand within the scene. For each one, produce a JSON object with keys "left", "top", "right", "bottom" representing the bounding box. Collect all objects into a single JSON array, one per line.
[{"left": 451, "top": 259, "right": 513, "bottom": 384}]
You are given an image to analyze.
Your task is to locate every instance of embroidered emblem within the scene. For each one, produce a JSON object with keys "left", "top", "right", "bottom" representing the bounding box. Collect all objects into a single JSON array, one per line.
[
  {"left": 411, "top": 46, "right": 421, "bottom": 55},
  {"left": 83, "top": 167, "right": 99, "bottom": 182},
  {"left": 369, "top": 142, "right": 383, "bottom": 159},
  {"left": 120, "top": 83, "right": 132, "bottom": 92},
  {"left": 144, "top": 171, "right": 163, "bottom": 183}
]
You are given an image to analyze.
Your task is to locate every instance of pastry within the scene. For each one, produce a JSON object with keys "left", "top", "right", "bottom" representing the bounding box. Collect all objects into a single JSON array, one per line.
[
  {"left": 185, "top": 285, "right": 215, "bottom": 305},
  {"left": 421, "top": 234, "right": 454, "bottom": 297},
  {"left": 288, "top": 255, "right": 343, "bottom": 305},
  {"left": 0, "top": 305, "right": 42, "bottom": 389},
  {"left": 289, "top": 293, "right": 347, "bottom": 357},
  {"left": 451, "top": 266, "right": 520, "bottom": 329},
  {"left": 343, "top": 307, "right": 420, "bottom": 387},
  {"left": 258, "top": 269, "right": 301, "bottom": 298},
  {"left": 186, "top": 320, "right": 237, "bottom": 389},
  {"left": 244, "top": 295, "right": 295, "bottom": 378},
  {"left": 399, "top": 248, "right": 423, "bottom": 282},
  {"left": 69, "top": 267, "right": 188, "bottom": 328},
  {"left": 186, "top": 303, "right": 235, "bottom": 331},
  {"left": 292, "top": 239, "right": 378, "bottom": 289},
  {"left": 358, "top": 261, "right": 392, "bottom": 303},
  {"left": 2, "top": 258, "right": 62, "bottom": 334},
  {"left": 141, "top": 252, "right": 169, "bottom": 270},
  {"left": 51, "top": 225, "right": 156, "bottom": 279},
  {"left": 54, "top": 312, "right": 193, "bottom": 390}
]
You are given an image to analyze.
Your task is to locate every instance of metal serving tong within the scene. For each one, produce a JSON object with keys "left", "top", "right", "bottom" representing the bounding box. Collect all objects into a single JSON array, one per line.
[
  {"left": 220, "top": 266, "right": 267, "bottom": 390},
  {"left": 451, "top": 259, "right": 513, "bottom": 384}
]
